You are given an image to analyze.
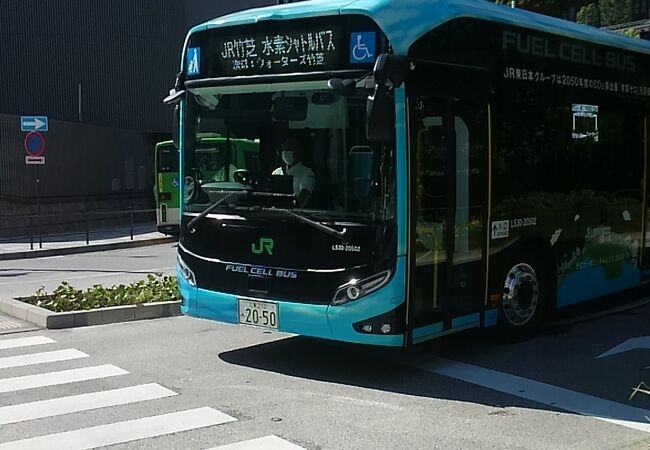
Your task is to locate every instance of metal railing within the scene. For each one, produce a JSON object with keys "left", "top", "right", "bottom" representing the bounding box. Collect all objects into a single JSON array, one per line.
[{"left": 3, "top": 209, "right": 158, "bottom": 251}]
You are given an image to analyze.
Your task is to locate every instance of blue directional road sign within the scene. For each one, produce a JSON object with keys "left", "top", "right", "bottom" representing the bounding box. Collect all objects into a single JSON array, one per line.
[{"left": 21, "top": 116, "right": 48, "bottom": 132}]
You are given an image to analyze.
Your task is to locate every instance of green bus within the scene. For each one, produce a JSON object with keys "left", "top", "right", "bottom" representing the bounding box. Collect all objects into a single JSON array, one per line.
[
  {"left": 154, "top": 140, "right": 181, "bottom": 235},
  {"left": 154, "top": 135, "right": 259, "bottom": 235}
]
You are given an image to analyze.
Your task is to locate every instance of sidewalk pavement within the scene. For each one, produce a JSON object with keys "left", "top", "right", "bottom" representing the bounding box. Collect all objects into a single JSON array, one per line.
[{"left": 0, "top": 223, "right": 176, "bottom": 261}]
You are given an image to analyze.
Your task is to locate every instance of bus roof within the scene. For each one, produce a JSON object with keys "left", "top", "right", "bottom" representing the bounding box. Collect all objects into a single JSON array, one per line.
[
  {"left": 155, "top": 140, "right": 174, "bottom": 150},
  {"left": 187, "top": 0, "right": 650, "bottom": 56}
]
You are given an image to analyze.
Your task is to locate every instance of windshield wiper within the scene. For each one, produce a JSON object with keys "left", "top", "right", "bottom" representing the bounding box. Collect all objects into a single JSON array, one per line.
[
  {"left": 187, "top": 192, "right": 237, "bottom": 233},
  {"left": 254, "top": 207, "right": 348, "bottom": 243},
  {"left": 305, "top": 209, "right": 376, "bottom": 222}
]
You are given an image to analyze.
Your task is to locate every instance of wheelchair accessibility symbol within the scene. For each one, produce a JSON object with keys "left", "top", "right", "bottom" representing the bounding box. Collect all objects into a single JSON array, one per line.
[
  {"left": 171, "top": 177, "right": 180, "bottom": 188},
  {"left": 350, "top": 32, "right": 376, "bottom": 64}
]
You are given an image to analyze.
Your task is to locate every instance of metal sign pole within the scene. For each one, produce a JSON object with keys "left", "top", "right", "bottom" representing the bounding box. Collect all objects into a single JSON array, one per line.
[
  {"left": 20, "top": 116, "right": 49, "bottom": 249},
  {"left": 35, "top": 164, "right": 42, "bottom": 249},
  {"left": 21, "top": 118, "right": 48, "bottom": 250}
]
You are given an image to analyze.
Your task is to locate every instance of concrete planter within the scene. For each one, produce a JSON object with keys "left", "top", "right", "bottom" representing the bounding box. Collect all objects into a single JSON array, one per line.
[{"left": 0, "top": 297, "right": 182, "bottom": 329}]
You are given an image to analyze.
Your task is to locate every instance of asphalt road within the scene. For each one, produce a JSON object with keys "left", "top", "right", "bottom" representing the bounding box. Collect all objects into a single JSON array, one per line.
[
  {"left": 0, "top": 243, "right": 177, "bottom": 299},
  {"left": 0, "top": 303, "right": 648, "bottom": 449},
  {"left": 0, "top": 246, "right": 648, "bottom": 449}
]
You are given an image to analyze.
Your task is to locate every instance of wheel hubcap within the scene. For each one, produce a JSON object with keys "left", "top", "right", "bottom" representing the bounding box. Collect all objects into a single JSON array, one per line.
[{"left": 502, "top": 263, "right": 539, "bottom": 326}]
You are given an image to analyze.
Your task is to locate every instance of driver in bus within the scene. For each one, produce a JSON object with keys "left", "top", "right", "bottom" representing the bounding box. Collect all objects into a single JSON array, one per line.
[
  {"left": 272, "top": 137, "right": 316, "bottom": 208},
  {"left": 206, "top": 150, "right": 238, "bottom": 182}
]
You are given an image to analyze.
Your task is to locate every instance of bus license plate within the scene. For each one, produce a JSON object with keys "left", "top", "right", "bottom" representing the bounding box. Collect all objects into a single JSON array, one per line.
[{"left": 238, "top": 299, "right": 278, "bottom": 330}]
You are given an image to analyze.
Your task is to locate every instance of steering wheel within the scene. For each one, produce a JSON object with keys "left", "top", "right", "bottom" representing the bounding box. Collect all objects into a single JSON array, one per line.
[{"left": 233, "top": 169, "right": 253, "bottom": 186}]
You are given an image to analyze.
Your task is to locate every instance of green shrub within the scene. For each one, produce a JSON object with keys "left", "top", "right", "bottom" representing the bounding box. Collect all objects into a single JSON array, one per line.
[{"left": 27, "top": 275, "right": 180, "bottom": 312}]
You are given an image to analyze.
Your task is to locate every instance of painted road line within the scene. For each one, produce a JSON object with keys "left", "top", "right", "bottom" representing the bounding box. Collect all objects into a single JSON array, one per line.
[
  {"left": 0, "top": 407, "right": 236, "bottom": 449},
  {"left": 597, "top": 336, "right": 650, "bottom": 359},
  {"left": 0, "top": 365, "right": 128, "bottom": 394},
  {"left": 0, "top": 336, "right": 55, "bottom": 350},
  {"left": 207, "top": 435, "right": 306, "bottom": 450},
  {"left": 0, "top": 383, "right": 177, "bottom": 426},
  {"left": 416, "top": 357, "right": 650, "bottom": 434},
  {"left": 0, "top": 349, "right": 88, "bottom": 370}
]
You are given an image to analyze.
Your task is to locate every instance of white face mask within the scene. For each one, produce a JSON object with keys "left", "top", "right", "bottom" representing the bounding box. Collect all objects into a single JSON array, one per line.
[{"left": 282, "top": 150, "right": 295, "bottom": 166}]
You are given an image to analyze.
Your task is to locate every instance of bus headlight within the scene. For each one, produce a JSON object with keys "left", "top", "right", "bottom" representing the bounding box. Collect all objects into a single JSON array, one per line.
[
  {"left": 332, "top": 271, "right": 391, "bottom": 306},
  {"left": 177, "top": 254, "right": 196, "bottom": 287}
]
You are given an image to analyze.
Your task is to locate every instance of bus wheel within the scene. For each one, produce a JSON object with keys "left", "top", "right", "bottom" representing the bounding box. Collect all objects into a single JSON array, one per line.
[{"left": 496, "top": 257, "right": 548, "bottom": 341}]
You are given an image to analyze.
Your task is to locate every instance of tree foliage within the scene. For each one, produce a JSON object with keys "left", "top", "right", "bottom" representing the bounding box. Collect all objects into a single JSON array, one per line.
[
  {"left": 494, "top": 0, "right": 587, "bottom": 17},
  {"left": 576, "top": 3, "right": 600, "bottom": 26},
  {"left": 575, "top": 0, "right": 636, "bottom": 36},
  {"left": 493, "top": 0, "right": 634, "bottom": 27},
  {"left": 491, "top": 0, "right": 640, "bottom": 38},
  {"left": 597, "top": 0, "right": 632, "bottom": 26}
]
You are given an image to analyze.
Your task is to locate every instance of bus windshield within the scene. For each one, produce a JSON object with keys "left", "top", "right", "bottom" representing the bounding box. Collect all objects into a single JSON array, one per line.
[
  {"left": 157, "top": 145, "right": 178, "bottom": 173},
  {"left": 184, "top": 85, "right": 395, "bottom": 223},
  {"left": 195, "top": 142, "right": 239, "bottom": 183}
]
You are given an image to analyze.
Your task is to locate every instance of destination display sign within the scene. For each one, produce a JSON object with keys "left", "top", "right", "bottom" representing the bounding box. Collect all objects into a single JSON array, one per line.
[
  {"left": 186, "top": 16, "right": 382, "bottom": 79},
  {"left": 218, "top": 28, "right": 340, "bottom": 73}
]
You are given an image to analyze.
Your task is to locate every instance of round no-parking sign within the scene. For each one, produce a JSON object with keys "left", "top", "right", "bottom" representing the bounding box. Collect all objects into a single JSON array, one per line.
[{"left": 24, "top": 131, "right": 45, "bottom": 157}]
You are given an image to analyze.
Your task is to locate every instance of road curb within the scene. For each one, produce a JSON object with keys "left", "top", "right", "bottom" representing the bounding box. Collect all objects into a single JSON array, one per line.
[
  {"left": 0, "top": 298, "right": 182, "bottom": 329},
  {"left": 0, "top": 236, "right": 176, "bottom": 261}
]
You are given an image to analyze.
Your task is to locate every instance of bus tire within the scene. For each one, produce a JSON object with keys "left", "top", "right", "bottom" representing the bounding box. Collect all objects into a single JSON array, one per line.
[{"left": 494, "top": 252, "right": 550, "bottom": 342}]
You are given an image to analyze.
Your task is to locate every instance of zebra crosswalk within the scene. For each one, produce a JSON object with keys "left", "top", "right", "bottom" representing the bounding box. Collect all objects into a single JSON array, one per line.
[
  {"left": 0, "top": 336, "right": 54, "bottom": 350},
  {"left": 0, "top": 348, "right": 88, "bottom": 369},
  {"left": 0, "top": 407, "right": 236, "bottom": 450},
  {"left": 0, "top": 383, "right": 176, "bottom": 426},
  {"left": 0, "top": 334, "right": 308, "bottom": 450},
  {"left": 0, "top": 364, "right": 128, "bottom": 394}
]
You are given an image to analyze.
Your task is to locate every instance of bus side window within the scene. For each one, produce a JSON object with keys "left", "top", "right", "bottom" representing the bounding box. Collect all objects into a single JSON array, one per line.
[{"left": 416, "top": 119, "right": 446, "bottom": 225}]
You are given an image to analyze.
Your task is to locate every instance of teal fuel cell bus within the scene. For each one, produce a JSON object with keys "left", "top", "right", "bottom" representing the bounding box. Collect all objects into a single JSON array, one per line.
[
  {"left": 155, "top": 135, "right": 259, "bottom": 235},
  {"left": 166, "top": 0, "right": 650, "bottom": 346}
]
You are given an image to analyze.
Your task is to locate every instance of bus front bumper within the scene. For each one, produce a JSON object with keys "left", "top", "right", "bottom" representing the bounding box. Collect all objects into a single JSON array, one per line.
[{"left": 177, "top": 259, "right": 406, "bottom": 347}]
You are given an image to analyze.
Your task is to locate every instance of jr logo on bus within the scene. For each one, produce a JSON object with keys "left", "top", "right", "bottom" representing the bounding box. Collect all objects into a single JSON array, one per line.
[{"left": 252, "top": 238, "right": 274, "bottom": 255}]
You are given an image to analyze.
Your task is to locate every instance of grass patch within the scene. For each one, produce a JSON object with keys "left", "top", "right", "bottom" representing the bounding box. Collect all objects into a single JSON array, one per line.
[{"left": 24, "top": 274, "right": 180, "bottom": 312}]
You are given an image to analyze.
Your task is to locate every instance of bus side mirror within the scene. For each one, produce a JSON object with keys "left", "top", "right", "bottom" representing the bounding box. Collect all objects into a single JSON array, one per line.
[
  {"left": 327, "top": 78, "right": 356, "bottom": 97},
  {"left": 172, "top": 104, "right": 180, "bottom": 149},
  {"left": 366, "top": 54, "right": 404, "bottom": 143},
  {"left": 164, "top": 71, "right": 186, "bottom": 149},
  {"left": 366, "top": 87, "right": 394, "bottom": 143}
]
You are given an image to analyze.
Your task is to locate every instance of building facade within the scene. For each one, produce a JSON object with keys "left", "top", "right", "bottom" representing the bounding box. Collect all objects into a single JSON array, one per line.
[{"left": 0, "top": 0, "right": 276, "bottom": 234}]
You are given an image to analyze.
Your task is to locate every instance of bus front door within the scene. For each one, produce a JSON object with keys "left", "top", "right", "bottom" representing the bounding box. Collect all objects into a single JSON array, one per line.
[{"left": 407, "top": 91, "right": 488, "bottom": 344}]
